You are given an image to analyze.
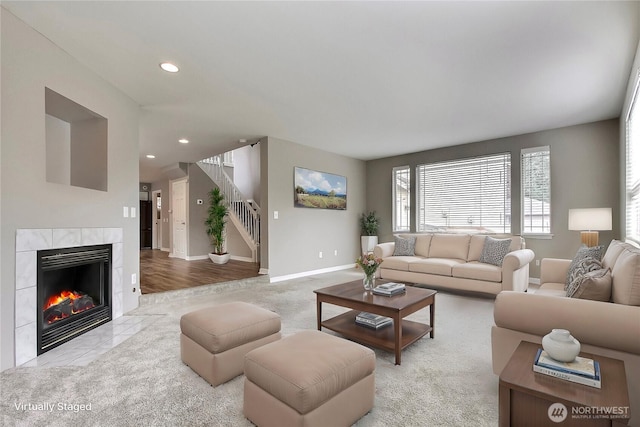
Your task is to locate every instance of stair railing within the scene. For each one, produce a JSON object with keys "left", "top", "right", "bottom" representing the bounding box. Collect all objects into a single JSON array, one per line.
[{"left": 198, "top": 156, "right": 260, "bottom": 246}]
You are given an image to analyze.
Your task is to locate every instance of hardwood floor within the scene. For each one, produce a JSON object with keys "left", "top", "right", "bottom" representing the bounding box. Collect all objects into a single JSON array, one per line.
[{"left": 139, "top": 250, "right": 261, "bottom": 294}]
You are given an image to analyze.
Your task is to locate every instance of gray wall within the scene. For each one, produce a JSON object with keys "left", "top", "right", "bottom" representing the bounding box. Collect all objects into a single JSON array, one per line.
[
  {"left": 366, "top": 119, "right": 620, "bottom": 278},
  {"left": 1, "top": 10, "right": 140, "bottom": 370},
  {"left": 188, "top": 165, "right": 214, "bottom": 258},
  {"left": 264, "top": 137, "right": 367, "bottom": 278}
]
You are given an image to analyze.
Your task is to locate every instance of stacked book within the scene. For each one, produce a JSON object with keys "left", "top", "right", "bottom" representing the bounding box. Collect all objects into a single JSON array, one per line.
[
  {"left": 533, "top": 348, "right": 601, "bottom": 389},
  {"left": 355, "top": 312, "right": 393, "bottom": 330},
  {"left": 372, "top": 282, "right": 406, "bottom": 296}
]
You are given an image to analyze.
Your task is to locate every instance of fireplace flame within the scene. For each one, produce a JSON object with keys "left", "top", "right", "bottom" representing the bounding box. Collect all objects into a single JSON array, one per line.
[
  {"left": 44, "top": 290, "right": 82, "bottom": 311},
  {"left": 43, "top": 290, "right": 95, "bottom": 324}
]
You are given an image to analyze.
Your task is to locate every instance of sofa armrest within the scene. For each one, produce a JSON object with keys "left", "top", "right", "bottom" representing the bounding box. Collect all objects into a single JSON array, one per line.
[
  {"left": 494, "top": 291, "right": 640, "bottom": 355},
  {"left": 501, "top": 249, "right": 535, "bottom": 292},
  {"left": 373, "top": 242, "right": 395, "bottom": 259},
  {"left": 540, "top": 258, "right": 571, "bottom": 285},
  {"left": 503, "top": 249, "right": 535, "bottom": 271}
]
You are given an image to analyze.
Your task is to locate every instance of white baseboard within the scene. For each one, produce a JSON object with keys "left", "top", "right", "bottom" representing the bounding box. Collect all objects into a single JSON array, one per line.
[
  {"left": 161, "top": 247, "right": 170, "bottom": 252},
  {"left": 230, "top": 255, "right": 254, "bottom": 263},
  {"left": 529, "top": 277, "right": 540, "bottom": 285},
  {"left": 258, "top": 268, "right": 269, "bottom": 275},
  {"left": 184, "top": 254, "right": 255, "bottom": 263},
  {"left": 270, "top": 264, "right": 354, "bottom": 283},
  {"left": 186, "top": 255, "right": 209, "bottom": 261}
]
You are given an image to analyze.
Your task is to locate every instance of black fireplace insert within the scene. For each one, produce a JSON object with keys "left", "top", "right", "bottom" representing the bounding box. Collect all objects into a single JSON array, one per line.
[{"left": 37, "top": 244, "right": 112, "bottom": 354}]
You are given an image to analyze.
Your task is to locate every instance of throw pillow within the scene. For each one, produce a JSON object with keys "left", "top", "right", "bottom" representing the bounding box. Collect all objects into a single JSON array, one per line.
[
  {"left": 393, "top": 235, "right": 416, "bottom": 256},
  {"left": 565, "top": 257, "right": 603, "bottom": 297},
  {"left": 479, "top": 236, "right": 512, "bottom": 266},
  {"left": 568, "top": 268, "right": 612, "bottom": 301},
  {"left": 565, "top": 245, "right": 605, "bottom": 290}
]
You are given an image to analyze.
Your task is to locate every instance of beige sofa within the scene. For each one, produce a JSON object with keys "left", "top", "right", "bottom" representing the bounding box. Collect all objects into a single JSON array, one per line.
[
  {"left": 373, "top": 233, "right": 534, "bottom": 296},
  {"left": 492, "top": 240, "right": 640, "bottom": 426}
]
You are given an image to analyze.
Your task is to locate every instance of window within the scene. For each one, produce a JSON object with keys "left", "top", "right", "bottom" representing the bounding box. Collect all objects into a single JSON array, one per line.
[
  {"left": 521, "top": 147, "right": 551, "bottom": 235},
  {"left": 626, "top": 77, "right": 640, "bottom": 244},
  {"left": 417, "top": 153, "right": 511, "bottom": 233},
  {"left": 392, "top": 166, "right": 410, "bottom": 232}
]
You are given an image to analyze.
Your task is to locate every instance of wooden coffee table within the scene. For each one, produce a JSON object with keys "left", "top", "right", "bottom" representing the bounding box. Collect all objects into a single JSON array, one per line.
[
  {"left": 314, "top": 280, "right": 436, "bottom": 365},
  {"left": 499, "top": 341, "right": 630, "bottom": 426}
]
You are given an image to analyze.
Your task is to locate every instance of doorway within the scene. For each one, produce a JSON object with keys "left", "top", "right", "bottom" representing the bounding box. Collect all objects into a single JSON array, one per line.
[
  {"left": 140, "top": 200, "right": 152, "bottom": 249},
  {"left": 152, "top": 190, "right": 162, "bottom": 250}
]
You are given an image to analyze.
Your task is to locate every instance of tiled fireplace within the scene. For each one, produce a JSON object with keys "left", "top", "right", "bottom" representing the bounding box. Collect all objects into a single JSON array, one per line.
[{"left": 15, "top": 228, "right": 124, "bottom": 365}]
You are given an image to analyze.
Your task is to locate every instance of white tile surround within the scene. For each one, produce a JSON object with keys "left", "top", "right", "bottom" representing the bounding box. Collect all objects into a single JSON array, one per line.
[{"left": 14, "top": 228, "right": 124, "bottom": 366}]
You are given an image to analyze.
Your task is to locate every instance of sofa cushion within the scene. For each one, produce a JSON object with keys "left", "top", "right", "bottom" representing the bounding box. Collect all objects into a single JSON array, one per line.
[
  {"left": 602, "top": 240, "right": 626, "bottom": 270},
  {"left": 467, "top": 235, "right": 487, "bottom": 261},
  {"left": 408, "top": 258, "right": 465, "bottom": 276},
  {"left": 568, "top": 268, "right": 612, "bottom": 301},
  {"left": 611, "top": 247, "right": 640, "bottom": 306},
  {"left": 393, "top": 235, "right": 416, "bottom": 256},
  {"left": 536, "top": 282, "right": 567, "bottom": 297},
  {"left": 414, "top": 234, "right": 432, "bottom": 257},
  {"left": 381, "top": 256, "right": 415, "bottom": 271},
  {"left": 566, "top": 257, "right": 603, "bottom": 296},
  {"left": 452, "top": 262, "right": 502, "bottom": 283},
  {"left": 479, "top": 236, "right": 512, "bottom": 266},
  {"left": 428, "top": 234, "right": 470, "bottom": 260},
  {"left": 565, "top": 245, "right": 605, "bottom": 289}
]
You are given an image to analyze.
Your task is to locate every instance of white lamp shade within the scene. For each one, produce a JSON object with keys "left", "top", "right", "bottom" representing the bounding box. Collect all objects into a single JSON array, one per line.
[{"left": 568, "top": 208, "right": 612, "bottom": 231}]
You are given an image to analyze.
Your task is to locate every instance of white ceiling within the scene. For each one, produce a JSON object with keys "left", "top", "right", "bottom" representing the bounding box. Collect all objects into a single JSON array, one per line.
[{"left": 4, "top": 1, "right": 639, "bottom": 183}]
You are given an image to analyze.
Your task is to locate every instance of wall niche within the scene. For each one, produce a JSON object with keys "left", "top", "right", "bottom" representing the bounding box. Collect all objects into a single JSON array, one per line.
[{"left": 45, "top": 88, "right": 108, "bottom": 191}]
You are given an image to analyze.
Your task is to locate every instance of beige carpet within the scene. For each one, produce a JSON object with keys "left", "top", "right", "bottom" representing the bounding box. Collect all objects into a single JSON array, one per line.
[{"left": 1, "top": 269, "right": 499, "bottom": 426}]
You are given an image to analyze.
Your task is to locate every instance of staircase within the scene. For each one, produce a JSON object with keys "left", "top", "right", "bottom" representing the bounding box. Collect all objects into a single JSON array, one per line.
[{"left": 197, "top": 156, "right": 260, "bottom": 262}]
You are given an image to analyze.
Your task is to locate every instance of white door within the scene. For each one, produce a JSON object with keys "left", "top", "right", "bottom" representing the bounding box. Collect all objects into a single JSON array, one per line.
[{"left": 171, "top": 179, "right": 187, "bottom": 259}]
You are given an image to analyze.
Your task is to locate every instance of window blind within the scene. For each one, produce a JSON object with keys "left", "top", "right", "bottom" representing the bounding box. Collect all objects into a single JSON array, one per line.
[
  {"left": 521, "top": 147, "right": 551, "bottom": 234},
  {"left": 627, "top": 77, "right": 640, "bottom": 244},
  {"left": 417, "top": 153, "right": 511, "bottom": 233}
]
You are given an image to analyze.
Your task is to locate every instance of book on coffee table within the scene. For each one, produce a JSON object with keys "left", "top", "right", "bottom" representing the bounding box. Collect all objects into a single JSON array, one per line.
[
  {"left": 372, "top": 282, "right": 406, "bottom": 296},
  {"left": 355, "top": 312, "right": 393, "bottom": 329},
  {"left": 533, "top": 348, "right": 601, "bottom": 388}
]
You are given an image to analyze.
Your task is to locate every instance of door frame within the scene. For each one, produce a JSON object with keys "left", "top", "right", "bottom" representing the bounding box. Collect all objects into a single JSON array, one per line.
[
  {"left": 170, "top": 177, "right": 189, "bottom": 259},
  {"left": 152, "top": 189, "right": 162, "bottom": 250}
]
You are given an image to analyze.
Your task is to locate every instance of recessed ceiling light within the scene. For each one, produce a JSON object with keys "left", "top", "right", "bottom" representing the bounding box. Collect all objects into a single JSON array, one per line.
[
  {"left": 179, "top": 138, "right": 189, "bottom": 144},
  {"left": 146, "top": 154, "right": 156, "bottom": 159},
  {"left": 160, "top": 62, "right": 179, "bottom": 73}
]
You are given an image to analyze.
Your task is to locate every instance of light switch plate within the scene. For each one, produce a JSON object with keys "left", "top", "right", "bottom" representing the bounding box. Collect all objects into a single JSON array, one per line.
[
  {"left": 123, "top": 206, "right": 129, "bottom": 218},
  {"left": 131, "top": 207, "right": 137, "bottom": 218}
]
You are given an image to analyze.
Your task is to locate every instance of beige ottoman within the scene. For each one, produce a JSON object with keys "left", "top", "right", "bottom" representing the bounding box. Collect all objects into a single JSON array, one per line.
[
  {"left": 180, "top": 302, "right": 281, "bottom": 386},
  {"left": 243, "top": 330, "right": 375, "bottom": 427}
]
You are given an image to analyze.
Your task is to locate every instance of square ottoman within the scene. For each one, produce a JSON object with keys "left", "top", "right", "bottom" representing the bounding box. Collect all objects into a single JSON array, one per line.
[
  {"left": 243, "top": 330, "right": 375, "bottom": 427},
  {"left": 180, "top": 301, "right": 281, "bottom": 386}
]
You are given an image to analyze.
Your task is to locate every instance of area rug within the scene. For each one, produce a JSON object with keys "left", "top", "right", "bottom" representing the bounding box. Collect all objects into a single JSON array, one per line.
[{"left": 1, "top": 270, "right": 498, "bottom": 426}]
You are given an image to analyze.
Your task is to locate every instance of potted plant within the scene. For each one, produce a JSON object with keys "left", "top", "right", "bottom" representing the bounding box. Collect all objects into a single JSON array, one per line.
[
  {"left": 360, "top": 211, "right": 380, "bottom": 255},
  {"left": 205, "top": 187, "right": 230, "bottom": 264}
]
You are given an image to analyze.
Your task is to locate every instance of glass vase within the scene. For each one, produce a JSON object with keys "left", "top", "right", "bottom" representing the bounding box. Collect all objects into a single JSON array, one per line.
[{"left": 363, "top": 274, "right": 375, "bottom": 291}]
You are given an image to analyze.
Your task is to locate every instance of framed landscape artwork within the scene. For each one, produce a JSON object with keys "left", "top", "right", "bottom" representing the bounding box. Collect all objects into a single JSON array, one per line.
[{"left": 294, "top": 167, "right": 347, "bottom": 210}]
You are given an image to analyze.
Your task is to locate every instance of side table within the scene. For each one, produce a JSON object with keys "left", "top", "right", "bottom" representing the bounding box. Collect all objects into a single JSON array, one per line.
[{"left": 499, "top": 341, "right": 630, "bottom": 426}]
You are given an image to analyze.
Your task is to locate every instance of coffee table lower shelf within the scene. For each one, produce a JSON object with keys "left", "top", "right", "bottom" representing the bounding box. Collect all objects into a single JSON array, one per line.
[{"left": 320, "top": 310, "right": 432, "bottom": 353}]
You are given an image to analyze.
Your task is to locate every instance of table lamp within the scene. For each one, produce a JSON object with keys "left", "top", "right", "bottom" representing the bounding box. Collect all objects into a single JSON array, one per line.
[{"left": 568, "top": 208, "right": 612, "bottom": 247}]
